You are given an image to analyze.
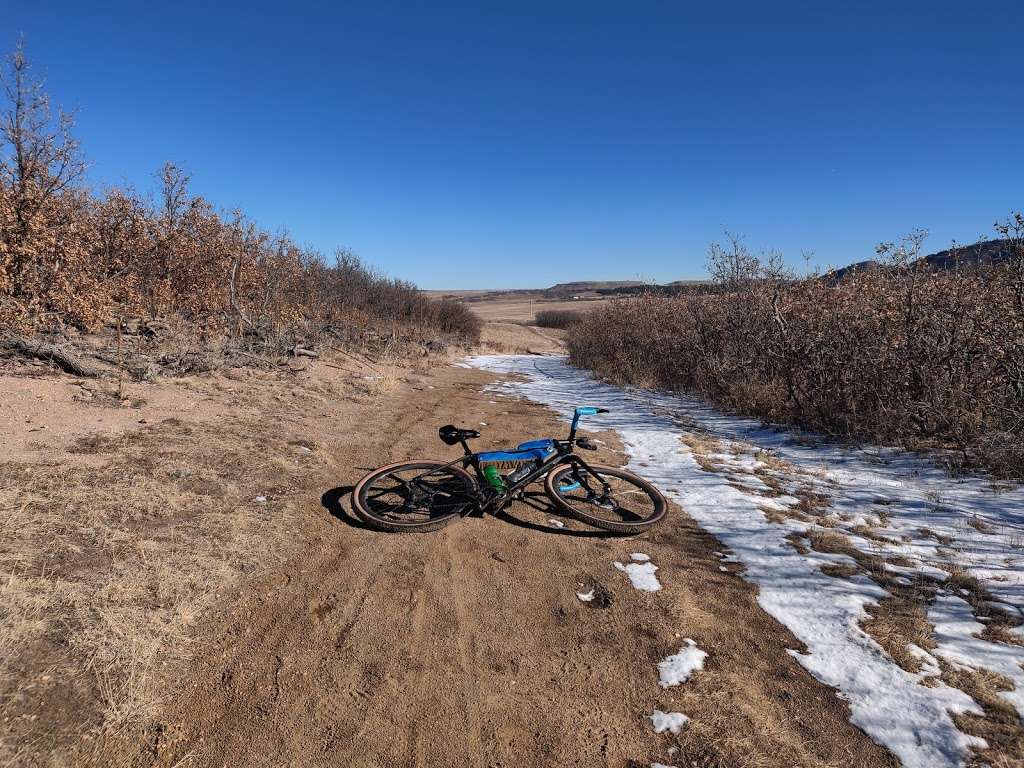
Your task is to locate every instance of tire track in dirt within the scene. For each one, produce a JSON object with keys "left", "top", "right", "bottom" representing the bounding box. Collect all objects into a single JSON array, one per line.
[
  {"left": 99, "top": 365, "right": 899, "bottom": 768},
  {"left": 442, "top": 533, "right": 487, "bottom": 768}
]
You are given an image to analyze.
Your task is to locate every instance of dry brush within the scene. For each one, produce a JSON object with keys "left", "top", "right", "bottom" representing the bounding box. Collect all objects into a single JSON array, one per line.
[
  {"left": 568, "top": 220, "right": 1024, "bottom": 478},
  {"left": 0, "top": 43, "right": 479, "bottom": 367}
]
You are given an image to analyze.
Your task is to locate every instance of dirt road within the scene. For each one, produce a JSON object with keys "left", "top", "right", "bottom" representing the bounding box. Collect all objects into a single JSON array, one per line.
[{"left": 102, "top": 364, "right": 895, "bottom": 768}]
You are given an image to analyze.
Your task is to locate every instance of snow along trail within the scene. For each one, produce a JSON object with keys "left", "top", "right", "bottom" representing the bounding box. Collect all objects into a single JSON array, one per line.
[
  {"left": 657, "top": 639, "right": 707, "bottom": 688},
  {"left": 468, "top": 354, "right": 1024, "bottom": 768}
]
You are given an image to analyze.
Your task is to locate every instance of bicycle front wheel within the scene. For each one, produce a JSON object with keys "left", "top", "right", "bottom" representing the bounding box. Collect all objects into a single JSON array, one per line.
[
  {"left": 544, "top": 463, "right": 667, "bottom": 534},
  {"left": 352, "top": 461, "right": 478, "bottom": 533}
]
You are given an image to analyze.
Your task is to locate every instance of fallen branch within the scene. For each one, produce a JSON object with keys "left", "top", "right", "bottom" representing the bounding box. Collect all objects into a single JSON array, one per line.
[{"left": 2, "top": 336, "right": 104, "bottom": 378}]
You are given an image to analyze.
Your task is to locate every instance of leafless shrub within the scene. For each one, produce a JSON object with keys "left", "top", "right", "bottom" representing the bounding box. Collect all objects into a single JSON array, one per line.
[{"left": 570, "top": 221, "right": 1024, "bottom": 479}]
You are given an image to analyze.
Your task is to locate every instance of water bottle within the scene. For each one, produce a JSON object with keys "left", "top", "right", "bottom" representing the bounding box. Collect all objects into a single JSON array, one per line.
[{"left": 483, "top": 464, "right": 505, "bottom": 491}]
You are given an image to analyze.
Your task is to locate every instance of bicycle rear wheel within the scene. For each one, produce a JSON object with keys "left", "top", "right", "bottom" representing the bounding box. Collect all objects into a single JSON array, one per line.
[
  {"left": 352, "top": 461, "right": 478, "bottom": 533},
  {"left": 544, "top": 463, "right": 667, "bottom": 534}
]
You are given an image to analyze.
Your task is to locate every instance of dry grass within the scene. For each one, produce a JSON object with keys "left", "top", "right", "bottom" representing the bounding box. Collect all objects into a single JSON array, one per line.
[
  {"left": 861, "top": 597, "right": 936, "bottom": 673},
  {"left": 754, "top": 449, "right": 792, "bottom": 473},
  {"left": 946, "top": 663, "right": 1024, "bottom": 767},
  {"left": 476, "top": 322, "right": 566, "bottom": 355},
  {"left": 464, "top": 296, "right": 611, "bottom": 323},
  {"left": 0, "top": 411, "right": 325, "bottom": 766},
  {"left": 800, "top": 528, "right": 1024, "bottom": 765},
  {"left": 680, "top": 433, "right": 726, "bottom": 474}
]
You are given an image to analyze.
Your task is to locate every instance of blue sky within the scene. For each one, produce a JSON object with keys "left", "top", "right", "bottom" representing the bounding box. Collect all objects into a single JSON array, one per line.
[{"left": 5, "top": 1, "right": 1022, "bottom": 288}]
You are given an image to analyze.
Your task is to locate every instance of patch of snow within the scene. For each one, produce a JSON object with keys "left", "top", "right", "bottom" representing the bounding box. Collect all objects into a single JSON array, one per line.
[
  {"left": 466, "top": 354, "right": 1024, "bottom": 768},
  {"left": 908, "top": 644, "right": 941, "bottom": 678},
  {"left": 658, "top": 639, "right": 707, "bottom": 688},
  {"left": 930, "top": 593, "right": 1024, "bottom": 718},
  {"left": 548, "top": 519, "right": 565, "bottom": 529},
  {"left": 576, "top": 590, "right": 595, "bottom": 602},
  {"left": 252, "top": 495, "right": 267, "bottom": 503},
  {"left": 630, "top": 552, "right": 651, "bottom": 562},
  {"left": 649, "top": 710, "right": 689, "bottom": 734},
  {"left": 614, "top": 560, "right": 662, "bottom": 592},
  {"left": 651, "top": 763, "right": 679, "bottom": 768}
]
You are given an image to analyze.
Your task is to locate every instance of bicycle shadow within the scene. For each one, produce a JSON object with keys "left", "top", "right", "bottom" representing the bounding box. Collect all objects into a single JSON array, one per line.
[
  {"left": 320, "top": 485, "right": 376, "bottom": 531},
  {"left": 320, "top": 486, "right": 621, "bottom": 538},
  {"left": 494, "top": 491, "right": 620, "bottom": 538}
]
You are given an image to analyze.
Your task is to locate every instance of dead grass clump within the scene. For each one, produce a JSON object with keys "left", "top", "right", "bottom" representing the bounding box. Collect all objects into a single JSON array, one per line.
[
  {"left": 790, "top": 487, "right": 830, "bottom": 517},
  {"left": 754, "top": 449, "right": 793, "bottom": 473},
  {"left": 681, "top": 432, "right": 722, "bottom": 455},
  {"left": 968, "top": 516, "right": 996, "bottom": 534},
  {"left": 980, "top": 623, "right": 1024, "bottom": 649},
  {"left": 860, "top": 598, "right": 936, "bottom": 673},
  {"left": 741, "top": 470, "right": 788, "bottom": 500},
  {"left": 919, "top": 527, "right": 954, "bottom": 546},
  {"left": 941, "top": 565, "right": 1024, "bottom": 640},
  {"left": 849, "top": 525, "right": 899, "bottom": 545},
  {"left": 806, "top": 529, "right": 892, "bottom": 585},
  {"left": 806, "top": 529, "right": 857, "bottom": 557},
  {"left": 944, "top": 663, "right": 1024, "bottom": 767},
  {"left": 820, "top": 563, "right": 859, "bottom": 579},
  {"left": 680, "top": 433, "right": 727, "bottom": 475},
  {"left": 784, "top": 532, "right": 809, "bottom": 554},
  {"left": 67, "top": 431, "right": 142, "bottom": 455},
  {"left": 354, "top": 364, "right": 402, "bottom": 396}
]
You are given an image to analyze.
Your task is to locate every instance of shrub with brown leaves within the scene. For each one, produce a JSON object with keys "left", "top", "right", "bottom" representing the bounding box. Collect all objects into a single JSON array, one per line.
[
  {"left": 0, "top": 43, "right": 479, "bottom": 348},
  {"left": 569, "top": 219, "right": 1024, "bottom": 478}
]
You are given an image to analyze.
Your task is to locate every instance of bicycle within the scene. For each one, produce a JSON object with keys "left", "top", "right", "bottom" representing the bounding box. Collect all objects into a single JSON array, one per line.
[{"left": 351, "top": 406, "right": 667, "bottom": 534}]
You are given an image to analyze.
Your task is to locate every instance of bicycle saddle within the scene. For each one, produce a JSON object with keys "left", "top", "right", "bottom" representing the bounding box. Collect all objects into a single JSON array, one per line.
[{"left": 438, "top": 424, "right": 481, "bottom": 445}]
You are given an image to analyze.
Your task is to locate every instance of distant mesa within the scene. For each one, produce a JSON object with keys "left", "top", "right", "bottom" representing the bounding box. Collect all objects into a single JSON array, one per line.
[
  {"left": 428, "top": 239, "right": 1018, "bottom": 299},
  {"left": 824, "top": 238, "right": 1016, "bottom": 283}
]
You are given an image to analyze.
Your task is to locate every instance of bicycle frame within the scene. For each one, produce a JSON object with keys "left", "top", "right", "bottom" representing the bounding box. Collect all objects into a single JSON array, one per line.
[{"left": 433, "top": 431, "right": 611, "bottom": 515}]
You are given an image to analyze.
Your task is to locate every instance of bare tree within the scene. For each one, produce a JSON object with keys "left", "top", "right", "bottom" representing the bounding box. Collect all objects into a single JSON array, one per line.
[
  {"left": 0, "top": 38, "right": 86, "bottom": 287},
  {"left": 706, "top": 231, "right": 760, "bottom": 288}
]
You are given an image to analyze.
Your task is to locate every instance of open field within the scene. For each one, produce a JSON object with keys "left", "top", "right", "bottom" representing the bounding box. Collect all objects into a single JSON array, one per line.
[
  {"left": 477, "top": 321, "right": 567, "bottom": 354},
  {"left": 427, "top": 292, "right": 613, "bottom": 323},
  {"left": 468, "top": 296, "right": 610, "bottom": 323}
]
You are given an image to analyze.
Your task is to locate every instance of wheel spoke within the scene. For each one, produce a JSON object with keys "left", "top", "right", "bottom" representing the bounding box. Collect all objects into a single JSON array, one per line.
[
  {"left": 552, "top": 467, "right": 659, "bottom": 526},
  {"left": 358, "top": 463, "right": 475, "bottom": 527}
]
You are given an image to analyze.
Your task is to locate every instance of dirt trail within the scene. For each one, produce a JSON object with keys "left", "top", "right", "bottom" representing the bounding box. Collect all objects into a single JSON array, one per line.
[{"left": 90, "top": 363, "right": 897, "bottom": 768}]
